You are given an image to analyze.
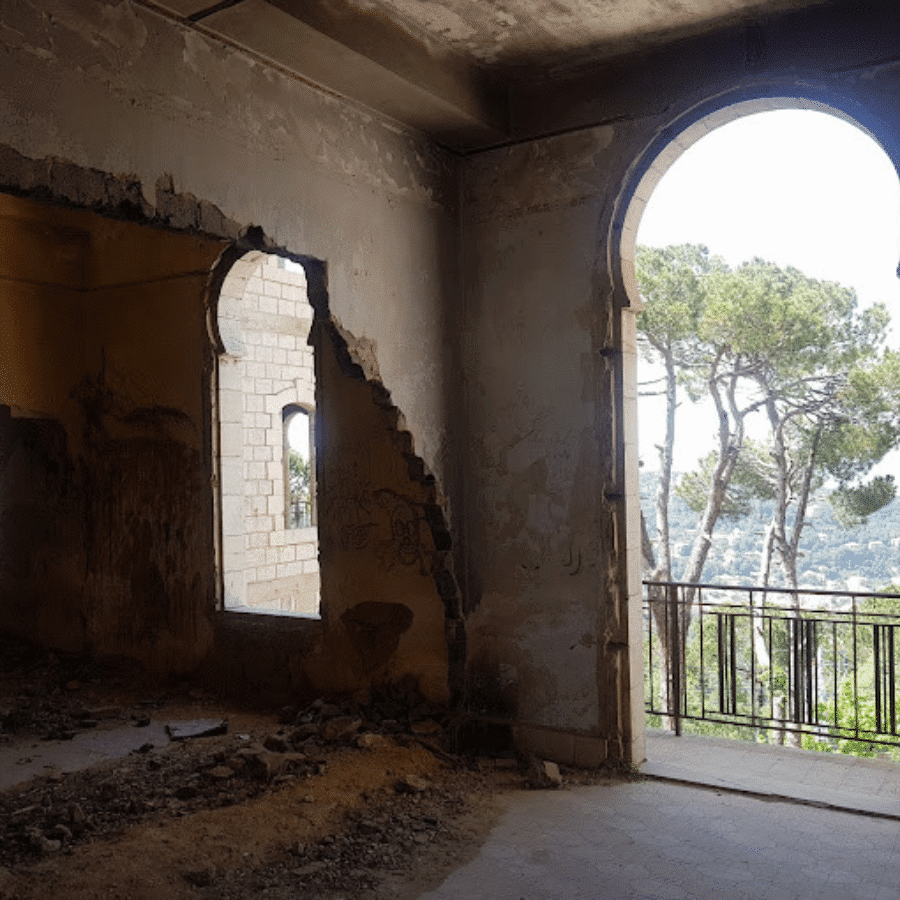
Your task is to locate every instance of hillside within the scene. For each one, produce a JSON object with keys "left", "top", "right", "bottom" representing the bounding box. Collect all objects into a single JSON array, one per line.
[{"left": 640, "top": 470, "right": 900, "bottom": 593}]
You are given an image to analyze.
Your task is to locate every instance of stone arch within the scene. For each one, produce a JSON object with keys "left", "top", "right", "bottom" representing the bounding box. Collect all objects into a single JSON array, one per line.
[{"left": 611, "top": 88, "right": 900, "bottom": 310}]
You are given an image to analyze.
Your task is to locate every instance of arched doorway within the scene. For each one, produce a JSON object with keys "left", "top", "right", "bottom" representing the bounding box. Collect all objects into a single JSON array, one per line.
[{"left": 612, "top": 93, "right": 900, "bottom": 757}]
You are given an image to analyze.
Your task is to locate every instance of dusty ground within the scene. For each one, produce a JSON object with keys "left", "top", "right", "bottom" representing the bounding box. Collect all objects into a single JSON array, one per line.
[{"left": 0, "top": 636, "right": 625, "bottom": 900}]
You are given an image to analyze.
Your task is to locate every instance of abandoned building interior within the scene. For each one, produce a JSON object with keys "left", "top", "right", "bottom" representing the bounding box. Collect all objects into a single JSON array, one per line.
[{"left": 4, "top": 0, "right": 900, "bottom": 841}]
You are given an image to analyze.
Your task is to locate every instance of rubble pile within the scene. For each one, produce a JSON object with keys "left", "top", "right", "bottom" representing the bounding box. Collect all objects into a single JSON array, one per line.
[{"left": 0, "top": 638, "right": 613, "bottom": 899}]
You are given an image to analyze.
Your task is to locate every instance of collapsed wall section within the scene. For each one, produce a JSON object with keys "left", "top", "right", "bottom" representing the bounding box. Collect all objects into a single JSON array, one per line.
[{"left": 0, "top": 0, "right": 462, "bottom": 705}]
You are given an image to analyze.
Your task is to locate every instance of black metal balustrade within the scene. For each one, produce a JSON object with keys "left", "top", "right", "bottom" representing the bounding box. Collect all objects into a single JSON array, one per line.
[
  {"left": 288, "top": 497, "right": 313, "bottom": 529},
  {"left": 644, "top": 581, "right": 900, "bottom": 748}
]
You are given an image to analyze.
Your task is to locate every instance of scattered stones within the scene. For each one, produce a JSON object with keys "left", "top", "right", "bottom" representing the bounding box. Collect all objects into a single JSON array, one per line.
[
  {"left": 526, "top": 757, "right": 563, "bottom": 788},
  {"left": 0, "top": 637, "right": 539, "bottom": 896},
  {"left": 165, "top": 719, "right": 228, "bottom": 741},
  {"left": 27, "top": 829, "right": 61, "bottom": 854},
  {"left": 49, "top": 823, "right": 72, "bottom": 842},
  {"left": 411, "top": 720, "right": 443, "bottom": 736},
  {"left": 68, "top": 803, "right": 85, "bottom": 824},
  {"left": 356, "top": 732, "right": 387, "bottom": 750},
  {"left": 321, "top": 716, "right": 362, "bottom": 742},
  {"left": 396, "top": 774, "right": 431, "bottom": 794},
  {"left": 290, "top": 722, "right": 321, "bottom": 741},
  {"left": 263, "top": 733, "right": 288, "bottom": 752}
]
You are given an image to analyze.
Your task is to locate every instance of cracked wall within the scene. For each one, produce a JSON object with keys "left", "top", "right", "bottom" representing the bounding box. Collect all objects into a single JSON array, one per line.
[
  {"left": 0, "top": 0, "right": 460, "bottom": 506},
  {"left": 6, "top": 0, "right": 900, "bottom": 764},
  {"left": 457, "top": 10, "right": 900, "bottom": 766},
  {"left": 0, "top": 0, "right": 462, "bottom": 702},
  {"left": 0, "top": 191, "right": 458, "bottom": 708},
  {"left": 459, "top": 127, "right": 630, "bottom": 765}
]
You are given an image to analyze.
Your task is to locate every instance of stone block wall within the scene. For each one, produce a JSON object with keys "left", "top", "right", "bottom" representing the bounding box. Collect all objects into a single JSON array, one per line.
[{"left": 217, "top": 255, "right": 319, "bottom": 616}]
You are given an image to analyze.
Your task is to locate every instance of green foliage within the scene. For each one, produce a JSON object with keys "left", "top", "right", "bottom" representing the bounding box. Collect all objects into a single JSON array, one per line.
[
  {"left": 288, "top": 449, "right": 312, "bottom": 528},
  {"left": 637, "top": 242, "right": 900, "bottom": 592},
  {"left": 676, "top": 444, "right": 775, "bottom": 521},
  {"left": 635, "top": 244, "right": 724, "bottom": 373},
  {"left": 645, "top": 587, "right": 900, "bottom": 759},
  {"left": 288, "top": 449, "right": 310, "bottom": 500},
  {"left": 829, "top": 475, "right": 896, "bottom": 529}
]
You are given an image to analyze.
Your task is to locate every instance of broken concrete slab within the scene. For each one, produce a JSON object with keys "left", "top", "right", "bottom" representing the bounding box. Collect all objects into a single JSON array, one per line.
[
  {"left": 165, "top": 719, "right": 229, "bottom": 741},
  {"left": 0, "top": 722, "right": 172, "bottom": 792}
]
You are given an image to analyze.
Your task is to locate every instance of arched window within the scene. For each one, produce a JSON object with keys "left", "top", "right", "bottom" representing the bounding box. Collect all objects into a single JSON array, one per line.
[{"left": 283, "top": 404, "right": 315, "bottom": 529}]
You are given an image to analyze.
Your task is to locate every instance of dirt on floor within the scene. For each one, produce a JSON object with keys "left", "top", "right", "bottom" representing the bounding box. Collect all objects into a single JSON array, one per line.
[{"left": 0, "top": 636, "right": 627, "bottom": 900}]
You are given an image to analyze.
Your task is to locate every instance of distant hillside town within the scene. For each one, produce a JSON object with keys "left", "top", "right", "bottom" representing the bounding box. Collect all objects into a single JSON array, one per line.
[{"left": 640, "top": 470, "right": 900, "bottom": 594}]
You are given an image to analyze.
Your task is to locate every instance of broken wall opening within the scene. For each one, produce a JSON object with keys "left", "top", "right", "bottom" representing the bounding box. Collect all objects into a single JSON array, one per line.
[{"left": 215, "top": 252, "right": 320, "bottom": 618}]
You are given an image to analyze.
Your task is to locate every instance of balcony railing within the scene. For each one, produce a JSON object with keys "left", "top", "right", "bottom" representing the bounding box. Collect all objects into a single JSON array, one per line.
[
  {"left": 288, "top": 497, "right": 313, "bottom": 529},
  {"left": 644, "top": 580, "right": 900, "bottom": 748}
]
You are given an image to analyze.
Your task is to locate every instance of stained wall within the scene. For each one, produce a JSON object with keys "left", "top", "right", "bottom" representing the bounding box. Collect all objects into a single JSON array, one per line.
[
  {"left": 0, "top": 0, "right": 461, "bottom": 703},
  {"left": 0, "top": 195, "right": 227, "bottom": 670}
]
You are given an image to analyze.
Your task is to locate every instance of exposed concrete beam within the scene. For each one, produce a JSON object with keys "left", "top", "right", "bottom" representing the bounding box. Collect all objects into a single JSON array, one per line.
[{"left": 178, "top": 0, "right": 509, "bottom": 150}]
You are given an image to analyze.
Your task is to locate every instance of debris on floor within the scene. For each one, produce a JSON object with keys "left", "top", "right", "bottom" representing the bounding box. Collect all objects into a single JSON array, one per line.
[
  {"left": 0, "top": 636, "right": 620, "bottom": 900},
  {"left": 165, "top": 720, "right": 230, "bottom": 742}
]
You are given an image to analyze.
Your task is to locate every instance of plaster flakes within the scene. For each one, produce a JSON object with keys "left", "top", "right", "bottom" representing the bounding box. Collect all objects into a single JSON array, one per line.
[
  {"left": 409, "top": 1, "right": 477, "bottom": 41},
  {"left": 0, "top": 19, "right": 53, "bottom": 59},
  {"left": 41, "top": 0, "right": 147, "bottom": 56}
]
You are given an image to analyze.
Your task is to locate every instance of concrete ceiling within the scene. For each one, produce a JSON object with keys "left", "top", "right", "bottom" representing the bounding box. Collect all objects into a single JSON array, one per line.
[
  {"left": 143, "top": 0, "right": 845, "bottom": 149},
  {"left": 307, "top": 0, "right": 834, "bottom": 73}
]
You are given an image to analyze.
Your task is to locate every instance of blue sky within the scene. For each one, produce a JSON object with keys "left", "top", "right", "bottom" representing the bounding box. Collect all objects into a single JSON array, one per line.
[{"left": 636, "top": 109, "right": 900, "bottom": 475}]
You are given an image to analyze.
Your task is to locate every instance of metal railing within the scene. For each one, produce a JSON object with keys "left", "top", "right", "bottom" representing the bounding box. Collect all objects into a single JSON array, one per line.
[
  {"left": 644, "top": 580, "right": 900, "bottom": 748},
  {"left": 288, "top": 498, "right": 313, "bottom": 529}
]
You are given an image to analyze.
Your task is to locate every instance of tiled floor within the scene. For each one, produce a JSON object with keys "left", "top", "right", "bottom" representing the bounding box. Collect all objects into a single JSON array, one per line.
[{"left": 416, "top": 733, "right": 900, "bottom": 899}]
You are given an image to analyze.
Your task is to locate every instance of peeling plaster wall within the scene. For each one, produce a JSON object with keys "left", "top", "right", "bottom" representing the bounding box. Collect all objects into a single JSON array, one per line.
[
  {"left": 301, "top": 322, "right": 454, "bottom": 704},
  {"left": 0, "top": 0, "right": 459, "bottom": 500},
  {"left": 459, "top": 127, "right": 630, "bottom": 765},
  {"left": 0, "top": 192, "right": 456, "bottom": 706},
  {"left": 458, "top": 12, "right": 900, "bottom": 765}
]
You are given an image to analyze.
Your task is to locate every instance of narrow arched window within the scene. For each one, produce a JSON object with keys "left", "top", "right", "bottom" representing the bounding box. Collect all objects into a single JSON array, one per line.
[{"left": 283, "top": 405, "right": 315, "bottom": 529}]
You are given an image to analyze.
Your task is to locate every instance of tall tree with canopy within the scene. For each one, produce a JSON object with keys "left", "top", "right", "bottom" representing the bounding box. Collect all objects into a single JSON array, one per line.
[{"left": 637, "top": 247, "right": 900, "bottom": 735}]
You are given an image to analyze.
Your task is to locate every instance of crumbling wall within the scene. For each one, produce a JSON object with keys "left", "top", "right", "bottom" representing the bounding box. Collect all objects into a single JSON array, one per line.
[
  {"left": 301, "top": 316, "right": 457, "bottom": 705},
  {"left": 0, "top": 0, "right": 461, "bottom": 702},
  {"left": 0, "top": 0, "right": 459, "bottom": 505}
]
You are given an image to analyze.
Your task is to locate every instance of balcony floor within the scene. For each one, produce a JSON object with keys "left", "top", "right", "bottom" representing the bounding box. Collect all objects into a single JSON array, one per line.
[
  {"left": 643, "top": 729, "right": 900, "bottom": 819},
  {"left": 416, "top": 732, "right": 900, "bottom": 899}
]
